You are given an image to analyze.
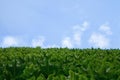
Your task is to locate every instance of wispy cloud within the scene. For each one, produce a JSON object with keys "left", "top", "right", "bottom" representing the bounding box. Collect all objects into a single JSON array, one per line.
[
  {"left": 61, "top": 37, "right": 73, "bottom": 48},
  {"left": 45, "top": 44, "right": 60, "bottom": 48},
  {"left": 31, "top": 36, "right": 45, "bottom": 47},
  {"left": 1, "top": 36, "right": 18, "bottom": 47},
  {"left": 1, "top": 22, "right": 113, "bottom": 48},
  {"left": 73, "top": 21, "right": 89, "bottom": 32},
  {"left": 73, "top": 21, "right": 89, "bottom": 46},
  {"left": 89, "top": 33, "right": 109, "bottom": 48},
  {"left": 88, "top": 23, "right": 112, "bottom": 48},
  {"left": 73, "top": 33, "right": 81, "bottom": 45},
  {"left": 99, "top": 23, "right": 112, "bottom": 35},
  {"left": 62, "top": 21, "right": 89, "bottom": 48}
]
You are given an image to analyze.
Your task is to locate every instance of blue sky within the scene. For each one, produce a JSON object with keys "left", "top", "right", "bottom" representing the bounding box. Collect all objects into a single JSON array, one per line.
[{"left": 0, "top": 0, "right": 120, "bottom": 48}]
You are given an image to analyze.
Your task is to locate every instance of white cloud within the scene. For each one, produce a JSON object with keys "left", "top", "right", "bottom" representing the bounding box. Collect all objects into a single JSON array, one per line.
[
  {"left": 73, "top": 21, "right": 89, "bottom": 32},
  {"left": 61, "top": 37, "right": 73, "bottom": 48},
  {"left": 73, "top": 33, "right": 81, "bottom": 45},
  {"left": 62, "top": 21, "right": 89, "bottom": 48},
  {"left": 45, "top": 44, "right": 60, "bottom": 48},
  {"left": 89, "top": 33, "right": 109, "bottom": 48},
  {"left": 99, "top": 24, "right": 112, "bottom": 35},
  {"left": 73, "top": 21, "right": 89, "bottom": 46},
  {"left": 82, "top": 21, "right": 89, "bottom": 31},
  {"left": 1, "top": 36, "right": 18, "bottom": 47},
  {"left": 32, "top": 36, "right": 45, "bottom": 47},
  {"left": 61, "top": 21, "right": 89, "bottom": 48}
]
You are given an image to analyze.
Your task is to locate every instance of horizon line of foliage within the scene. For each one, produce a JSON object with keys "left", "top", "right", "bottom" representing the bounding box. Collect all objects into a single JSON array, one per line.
[{"left": 0, "top": 47, "right": 120, "bottom": 80}]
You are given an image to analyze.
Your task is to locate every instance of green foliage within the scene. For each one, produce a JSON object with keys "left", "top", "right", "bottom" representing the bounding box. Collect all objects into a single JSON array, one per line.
[{"left": 0, "top": 47, "right": 120, "bottom": 80}]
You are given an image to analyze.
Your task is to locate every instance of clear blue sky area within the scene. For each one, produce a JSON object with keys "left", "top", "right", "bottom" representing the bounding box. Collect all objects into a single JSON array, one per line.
[{"left": 0, "top": 0, "right": 120, "bottom": 48}]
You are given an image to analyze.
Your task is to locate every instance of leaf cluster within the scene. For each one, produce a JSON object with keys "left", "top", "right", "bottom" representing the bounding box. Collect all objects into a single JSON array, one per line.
[{"left": 0, "top": 47, "right": 120, "bottom": 80}]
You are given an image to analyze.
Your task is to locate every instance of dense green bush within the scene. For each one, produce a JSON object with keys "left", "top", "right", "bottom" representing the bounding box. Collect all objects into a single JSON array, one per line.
[{"left": 0, "top": 47, "right": 120, "bottom": 80}]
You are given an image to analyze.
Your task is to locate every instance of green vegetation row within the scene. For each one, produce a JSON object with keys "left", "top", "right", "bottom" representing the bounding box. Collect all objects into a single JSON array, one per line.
[{"left": 0, "top": 47, "right": 120, "bottom": 80}]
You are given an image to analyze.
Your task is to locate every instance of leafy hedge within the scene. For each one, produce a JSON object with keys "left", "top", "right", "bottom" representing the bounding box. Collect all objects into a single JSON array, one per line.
[{"left": 0, "top": 47, "right": 120, "bottom": 80}]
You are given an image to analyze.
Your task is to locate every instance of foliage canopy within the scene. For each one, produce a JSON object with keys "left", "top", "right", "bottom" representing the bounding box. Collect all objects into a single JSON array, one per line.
[{"left": 0, "top": 47, "right": 120, "bottom": 80}]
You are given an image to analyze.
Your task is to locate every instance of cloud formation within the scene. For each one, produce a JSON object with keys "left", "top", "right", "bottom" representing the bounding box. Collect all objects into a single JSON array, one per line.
[
  {"left": 89, "top": 33, "right": 109, "bottom": 48},
  {"left": 62, "top": 21, "right": 89, "bottom": 48},
  {"left": 89, "top": 23, "right": 112, "bottom": 48},
  {"left": 61, "top": 37, "right": 73, "bottom": 48},
  {"left": 73, "top": 33, "right": 81, "bottom": 45},
  {"left": 1, "top": 36, "right": 18, "bottom": 47},
  {"left": 73, "top": 21, "right": 89, "bottom": 45},
  {"left": 0, "top": 22, "right": 112, "bottom": 48},
  {"left": 31, "top": 36, "right": 45, "bottom": 47},
  {"left": 99, "top": 24, "right": 112, "bottom": 35},
  {"left": 73, "top": 21, "right": 89, "bottom": 32},
  {"left": 45, "top": 44, "right": 60, "bottom": 48}
]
